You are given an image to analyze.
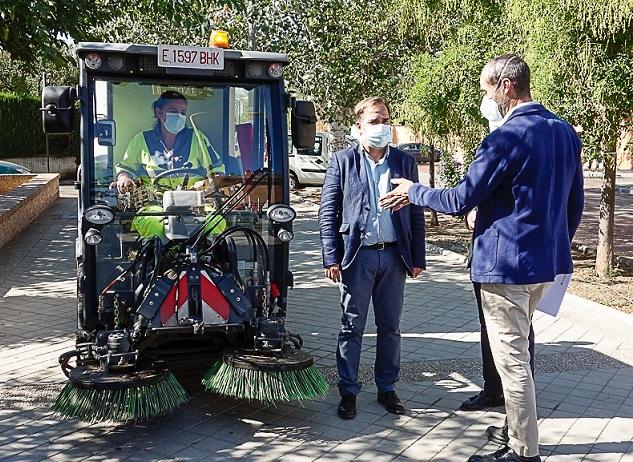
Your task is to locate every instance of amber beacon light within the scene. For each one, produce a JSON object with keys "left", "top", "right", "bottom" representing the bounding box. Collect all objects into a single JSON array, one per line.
[{"left": 209, "top": 30, "right": 230, "bottom": 49}]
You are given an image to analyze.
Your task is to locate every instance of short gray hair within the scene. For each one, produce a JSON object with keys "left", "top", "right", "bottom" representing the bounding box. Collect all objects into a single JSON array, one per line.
[{"left": 483, "top": 54, "right": 531, "bottom": 97}]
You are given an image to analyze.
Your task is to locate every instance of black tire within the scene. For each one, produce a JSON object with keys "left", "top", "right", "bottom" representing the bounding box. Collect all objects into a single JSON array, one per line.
[{"left": 289, "top": 172, "right": 300, "bottom": 190}]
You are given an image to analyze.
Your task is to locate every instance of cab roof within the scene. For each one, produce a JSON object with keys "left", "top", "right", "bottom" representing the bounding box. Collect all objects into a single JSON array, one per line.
[{"left": 77, "top": 42, "right": 289, "bottom": 64}]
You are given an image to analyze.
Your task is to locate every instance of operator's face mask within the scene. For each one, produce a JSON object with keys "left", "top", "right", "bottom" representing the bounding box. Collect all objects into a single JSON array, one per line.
[
  {"left": 360, "top": 123, "right": 392, "bottom": 148},
  {"left": 162, "top": 112, "right": 187, "bottom": 134}
]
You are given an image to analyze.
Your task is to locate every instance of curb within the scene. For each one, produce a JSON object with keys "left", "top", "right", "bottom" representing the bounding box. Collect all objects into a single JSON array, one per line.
[
  {"left": 572, "top": 242, "right": 633, "bottom": 269},
  {"left": 615, "top": 185, "right": 633, "bottom": 195},
  {"left": 425, "top": 243, "right": 468, "bottom": 264}
]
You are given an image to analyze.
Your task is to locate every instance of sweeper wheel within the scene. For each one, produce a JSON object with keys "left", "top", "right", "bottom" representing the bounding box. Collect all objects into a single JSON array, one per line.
[
  {"left": 223, "top": 349, "right": 314, "bottom": 372},
  {"left": 201, "top": 349, "right": 329, "bottom": 401},
  {"left": 54, "top": 365, "right": 189, "bottom": 422},
  {"left": 68, "top": 365, "right": 170, "bottom": 390}
]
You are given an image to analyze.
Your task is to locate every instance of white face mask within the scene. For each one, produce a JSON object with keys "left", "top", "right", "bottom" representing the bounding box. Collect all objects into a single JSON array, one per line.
[
  {"left": 488, "top": 117, "right": 504, "bottom": 132},
  {"left": 350, "top": 124, "right": 361, "bottom": 141},
  {"left": 163, "top": 112, "right": 186, "bottom": 134},
  {"left": 480, "top": 97, "right": 503, "bottom": 130},
  {"left": 361, "top": 123, "right": 392, "bottom": 148},
  {"left": 481, "top": 58, "right": 515, "bottom": 131}
]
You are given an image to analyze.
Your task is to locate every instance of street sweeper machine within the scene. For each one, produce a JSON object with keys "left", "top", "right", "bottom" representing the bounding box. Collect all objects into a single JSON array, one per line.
[{"left": 41, "top": 35, "right": 328, "bottom": 422}]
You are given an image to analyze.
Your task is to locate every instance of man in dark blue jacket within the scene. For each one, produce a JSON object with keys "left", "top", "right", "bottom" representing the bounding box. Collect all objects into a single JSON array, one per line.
[
  {"left": 319, "top": 96, "right": 426, "bottom": 420},
  {"left": 381, "top": 55, "right": 584, "bottom": 462}
]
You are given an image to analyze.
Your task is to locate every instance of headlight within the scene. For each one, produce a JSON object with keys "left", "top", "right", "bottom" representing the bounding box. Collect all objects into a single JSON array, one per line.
[
  {"left": 84, "top": 228, "right": 102, "bottom": 245},
  {"left": 247, "top": 63, "right": 265, "bottom": 78},
  {"left": 85, "top": 53, "right": 102, "bottom": 70},
  {"left": 267, "top": 204, "right": 296, "bottom": 223},
  {"left": 277, "top": 229, "right": 294, "bottom": 242},
  {"left": 267, "top": 62, "right": 283, "bottom": 78},
  {"left": 107, "top": 55, "right": 124, "bottom": 71},
  {"left": 84, "top": 205, "right": 115, "bottom": 225}
]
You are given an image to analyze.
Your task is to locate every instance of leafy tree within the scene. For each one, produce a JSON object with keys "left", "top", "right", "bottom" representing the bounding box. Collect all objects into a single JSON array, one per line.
[
  {"left": 76, "top": 0, "right": 418, "bottom": 146},
  {"left": 506, "top": 0, "right": 633, "bottom": 276},
  {"left": 213, "top": 0, "right": 420, "bottom": 143},
  {"left": 0, "top": 49, "right": 79, "bottom": 96},
  {"left": 1, "top": 0, "right": 243, "bottom": 65},
  {"left": 398, "top": 0, "right": 633, "bottom": 277},
  {"left": 0, "top": 0, "right": 114, "bottom": 64}
]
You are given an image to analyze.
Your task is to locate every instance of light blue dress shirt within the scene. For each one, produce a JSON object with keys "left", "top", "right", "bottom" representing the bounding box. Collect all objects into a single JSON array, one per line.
[{"left": 361, "top": 147, "right": 397, "bottom": 245}]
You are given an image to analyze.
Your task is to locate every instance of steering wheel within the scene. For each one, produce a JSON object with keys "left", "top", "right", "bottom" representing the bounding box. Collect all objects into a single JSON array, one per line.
[{"left": 151, "top": 166, "right": 206, "bottom": 187}]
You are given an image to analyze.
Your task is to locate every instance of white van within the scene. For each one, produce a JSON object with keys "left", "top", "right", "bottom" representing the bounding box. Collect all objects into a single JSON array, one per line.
[{"left": 288, "top": 132, "right": 331, "bottom": 189}]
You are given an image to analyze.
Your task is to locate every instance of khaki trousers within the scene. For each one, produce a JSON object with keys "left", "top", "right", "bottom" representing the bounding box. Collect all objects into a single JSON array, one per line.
[{"left": 480, "top": 282, "right": 550, "bottom": 458}]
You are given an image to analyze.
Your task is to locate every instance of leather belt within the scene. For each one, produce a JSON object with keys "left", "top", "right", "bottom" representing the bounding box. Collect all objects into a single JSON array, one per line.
[{"left": 362, "top": 241, "right": 397, "bottom": 251}]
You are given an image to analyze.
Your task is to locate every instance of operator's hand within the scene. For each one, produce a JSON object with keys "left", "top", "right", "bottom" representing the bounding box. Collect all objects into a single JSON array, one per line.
[
  {"left": 110, "top": 173, "right": 136, "bottom": 193},
  {"left": 380, "top": 178, "right": 414, "bottom": 211},
  {"left": 411, "top": 267, "right": 424, "bottom": 279},
  {"left": 324, "top": 264, "right": 342, "bottom": 283},
  {"left": 192, "top": 179, "right": 207, "bottom": 190},
  {"left": 466, "top": 209, "right": 478, "bottom": 230}
]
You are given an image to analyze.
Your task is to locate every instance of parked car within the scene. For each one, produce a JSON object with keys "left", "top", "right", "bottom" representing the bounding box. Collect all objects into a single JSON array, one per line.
[
  {"left": 0, "top": 161, "right": 31, "bottom": 174},
  {"left": 288, "top": 133, "right": 331, "bottom": 189},
  {"left": 397, "top": 143, "right": 442, "bottom": 163}
]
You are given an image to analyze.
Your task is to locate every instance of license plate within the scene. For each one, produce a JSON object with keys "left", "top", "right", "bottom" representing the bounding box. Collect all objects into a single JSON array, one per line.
[{"left": 157, "top": 45, "right": 224, "bottom": 70}]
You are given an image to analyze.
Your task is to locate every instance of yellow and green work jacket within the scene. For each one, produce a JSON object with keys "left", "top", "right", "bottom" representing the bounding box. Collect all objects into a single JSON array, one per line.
[{"left": 116, "top": 125, "right": 225, "bottom": 189}]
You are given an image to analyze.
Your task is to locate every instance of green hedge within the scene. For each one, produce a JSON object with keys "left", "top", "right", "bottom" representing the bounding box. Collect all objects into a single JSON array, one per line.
[
  {"left": 0, "top": 92, "right": 46, "bottom": 158},
  {"left": 0, "top": 92, "right": 78, "bottom": 159}
]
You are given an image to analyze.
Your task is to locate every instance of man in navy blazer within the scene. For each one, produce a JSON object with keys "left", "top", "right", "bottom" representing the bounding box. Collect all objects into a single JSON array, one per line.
[
  {"left": 319, "top": 96, "right": 425, "bottom": 420},
  {"left": 381, "top": 55, "right": 583, "bottom": 462}
]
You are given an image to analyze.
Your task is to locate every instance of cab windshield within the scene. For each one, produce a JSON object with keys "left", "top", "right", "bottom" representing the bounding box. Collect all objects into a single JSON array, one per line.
[{"left": 88, "top": 79, "right": 283, "bottom": 293}]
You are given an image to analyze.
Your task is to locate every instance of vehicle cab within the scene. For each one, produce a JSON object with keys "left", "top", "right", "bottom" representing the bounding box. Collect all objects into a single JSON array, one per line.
[{"left": 41, "top": 39, "right": 316, "bottom": 359}]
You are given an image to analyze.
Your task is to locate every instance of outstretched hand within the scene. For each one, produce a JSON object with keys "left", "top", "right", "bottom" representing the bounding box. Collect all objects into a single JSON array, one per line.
[{"left": 380, "top": 178, "right": 414, "bottom": 211}]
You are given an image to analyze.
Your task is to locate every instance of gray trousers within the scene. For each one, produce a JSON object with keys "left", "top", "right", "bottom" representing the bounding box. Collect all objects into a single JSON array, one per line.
[{"left": 480, "top": 282, "right": 550, "bottom": 458}]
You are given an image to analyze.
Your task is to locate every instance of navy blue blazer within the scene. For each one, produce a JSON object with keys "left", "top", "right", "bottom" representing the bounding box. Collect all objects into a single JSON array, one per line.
[
  {"left": 319, "top": 145, "right": 426, "bottom": 274},
  {"left": 408, "top": 103, "right": 584, "bottom": 284}
]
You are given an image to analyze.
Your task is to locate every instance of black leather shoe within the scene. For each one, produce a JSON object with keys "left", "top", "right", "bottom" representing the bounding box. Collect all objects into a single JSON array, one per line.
[
  {"left": 459, "top": 390, "right": 504, "bottom": 411},
  {"left": 468, "top": 445, "right": 541, "bottom": 461},
  {"left": 337, "top": 393, "right": 357, "bottom": 420},
  {"left": 377, "top": 391, "right": 405, "bottom": 415},
  {"left": 486, "top": 424, "right": 509, "bottom": 445}
]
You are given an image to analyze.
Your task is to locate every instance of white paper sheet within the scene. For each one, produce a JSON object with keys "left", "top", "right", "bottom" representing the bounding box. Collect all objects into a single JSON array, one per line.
[{"left": 537, "top": 273, "right": 572, "bottom": 317}]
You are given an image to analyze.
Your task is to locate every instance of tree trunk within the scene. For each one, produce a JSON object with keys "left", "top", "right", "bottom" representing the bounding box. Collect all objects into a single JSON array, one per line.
[
  {"left": 428, "top": 143, "right": 439, "bottom": 226},
  {"left": 328, "top": 119, "right": 349, "bottom": 152},
  {"left": 247, "top": 1, "right": 257, "bottom": 50},
  {"left": 595, "top": 139, "right": 617, "bottom": 277}
]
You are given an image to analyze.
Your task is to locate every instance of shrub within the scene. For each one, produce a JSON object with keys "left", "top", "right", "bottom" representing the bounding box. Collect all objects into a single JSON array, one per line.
[
  {"left": 0, "top": 92, "right": 78, "bottom": 159},
  {"left": 0, "top": 92, "right": 46, "bottom": 158}
]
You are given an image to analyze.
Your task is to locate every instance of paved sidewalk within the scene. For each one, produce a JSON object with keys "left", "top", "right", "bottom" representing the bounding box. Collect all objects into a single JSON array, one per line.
[{"left": 0, "top": 188, "right": 632, "bottom": 461}]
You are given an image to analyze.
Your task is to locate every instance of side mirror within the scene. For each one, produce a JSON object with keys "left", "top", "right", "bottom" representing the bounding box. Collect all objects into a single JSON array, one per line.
[
  {"left": 291, "top": 100, "right": 317, "bottom": 149},
  {"left": 95, "top": 120, "right": 116, "bottom": 146},
  {"left": 42, "top": 86, "right": 77, "bottom": 134}
]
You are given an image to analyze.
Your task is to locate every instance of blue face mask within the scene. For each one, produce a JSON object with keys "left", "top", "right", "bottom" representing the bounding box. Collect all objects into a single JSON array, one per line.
[
  {"left": 163, "top": 112, "right": 186, "bottom": 134},
  {"left": 361, "top": 123, "right": 392, "bottom": 148}
]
